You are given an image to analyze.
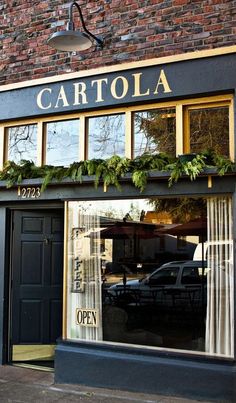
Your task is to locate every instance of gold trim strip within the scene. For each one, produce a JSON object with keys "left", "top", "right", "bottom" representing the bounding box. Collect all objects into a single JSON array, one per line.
[
  {"left": 208, "top": 175, "right": 213, "bottom": 188},
  {"left": 0, "top": 127, "right": 4, "bottom": 170},
  {"left": 37, "top": 121, "right": 43, "bottom": 166},
  {"left": 229, "top": 98, "right": 234, "bottom": 161},
  {"left": 62, "top": 201, "right": 68, "bottom": 340},
  {"left": 0, "top": 46, "right": 236, "bottom": 93},
  {"left": 3, "top": 127, "right": 8, "bottom": 164}
]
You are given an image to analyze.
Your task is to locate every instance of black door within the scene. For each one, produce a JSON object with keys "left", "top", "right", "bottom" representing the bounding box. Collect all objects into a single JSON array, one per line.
[{"left": 11, "top": 210, "right": 64, "bottom": 360}]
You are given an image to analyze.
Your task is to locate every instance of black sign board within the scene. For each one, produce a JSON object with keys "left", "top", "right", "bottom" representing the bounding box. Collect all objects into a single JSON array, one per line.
[{"left": 0, "top": 53, "right": 235, "bottom": 121}]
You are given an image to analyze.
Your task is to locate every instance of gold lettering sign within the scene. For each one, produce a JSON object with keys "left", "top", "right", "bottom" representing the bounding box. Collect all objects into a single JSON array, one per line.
[
  {"left": 18, "top": 186, "right": 41, "bottom": 199},
  {"left": 76, "top": 308, "right": 99, "bottom": 327},
  {"left": 36, "top": 88, "right": 52, "bottom": 110},
  {"left": 36, "top": 69, "right": 172, "bottom": 110}
]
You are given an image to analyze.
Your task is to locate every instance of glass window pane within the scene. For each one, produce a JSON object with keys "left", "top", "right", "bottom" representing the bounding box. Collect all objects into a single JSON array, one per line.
[
  {"left": 133, "top": 108, "right": 176, "bottom": 157},
  {"left": 149, "top": 267, "right": 179, "bottom": 285},
  {"left": 87, "top": 114, "right": 125, "bottom": 159},
  {"left": 189, "top": 106, "right": 229, "bottom": 156},
  {"left": 7, "top": 124, "right": 37, "bottom": 163},
  {"left": 177, "top": 235, "right": 187, "bottom": 250},
  {"left": 181, "top": 267, "right": 203, "bottom": 285},
  {"left": 66, "top": 196, "right": 233, "bottom": 357},
  {"left": 46, "top": 119, "right": 80, "bottom": 166}
]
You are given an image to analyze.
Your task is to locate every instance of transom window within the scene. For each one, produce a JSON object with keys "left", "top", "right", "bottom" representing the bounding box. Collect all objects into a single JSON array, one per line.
[
  {"left": 133, "top": 108, "right": 176, "bottom": 157},
  {"left": 87, "top": 114, "right": 125, "bottom": 159},
  {"left": 5, "top": 124, "right": 38, "bottom": 164},
  {"left": 1, "top": 95, "right": 233, "bottom": 168},
  {"left": 184, "top": 103, "right": 231, "bottom": 157},
  {"left": 45, "top": 119, "right": 80, "bottom": 166}
]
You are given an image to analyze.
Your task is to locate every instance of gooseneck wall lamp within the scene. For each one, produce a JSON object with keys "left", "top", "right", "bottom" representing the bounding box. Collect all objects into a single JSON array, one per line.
[{"left": 48, "top": 1, "right": 103, "bottom": 52}]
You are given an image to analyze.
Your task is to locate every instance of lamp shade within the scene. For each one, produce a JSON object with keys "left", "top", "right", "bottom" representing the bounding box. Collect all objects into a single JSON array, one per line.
[{"left": 47, "top": 30, "right": 92, "bottom": 51}]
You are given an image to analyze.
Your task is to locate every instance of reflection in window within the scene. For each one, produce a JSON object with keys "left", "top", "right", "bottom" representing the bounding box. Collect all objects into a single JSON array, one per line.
[
  {"left": 67, "top": 196, "right": 233, "bottom": 357},
  {"left": 189, "top": 106, "right": 229, "bottom": 156},
  {"left": 181, "top": 267, "right": 204, "bottom": 285},
  {"left": 149, "top": 267, "right": 179, "bottom": 285},
  {"left": 177, "top": 235, "right": 187, "bottom": 250},
  {"left": 87, "top": 114, "right": 125, "bottom": 159},
  {"left": 7, "top": 124, "right": 37, "bottom": 163},
  {"left": 133, "top": 108, "right": 176, "bottom": 157},
  {"left": 46, "top": 120, "right": 80, "bottom": 166}
]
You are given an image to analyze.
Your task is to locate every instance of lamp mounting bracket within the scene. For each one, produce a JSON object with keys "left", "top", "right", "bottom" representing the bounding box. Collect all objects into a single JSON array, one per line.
[{"left": 69, "top": 1, "right": 103, "bottom": 49}]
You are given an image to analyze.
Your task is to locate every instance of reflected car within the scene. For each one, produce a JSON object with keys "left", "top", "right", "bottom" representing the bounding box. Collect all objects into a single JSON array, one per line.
[{"left": 107, "top": 260, "right": 207, "bottom": 309}]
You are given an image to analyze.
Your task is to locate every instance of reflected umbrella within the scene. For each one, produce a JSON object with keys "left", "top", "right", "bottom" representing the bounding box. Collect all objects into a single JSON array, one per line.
[
  {"left": 88, "top": 221, "right": 163, "bottom": 284},
  {"left": 157, "top": 217, "right": 207, "bottom": 237},
  {"left": 99, "top": 221, "right": 163, "bottom": 239}
]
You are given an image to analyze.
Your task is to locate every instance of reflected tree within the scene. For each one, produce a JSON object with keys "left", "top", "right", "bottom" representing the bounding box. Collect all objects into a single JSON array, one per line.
[
  {"left": 149, "top": 198, "right": 207, "bottom": 223},
  {"left": 189, "top": 107, "right": 229, "bottom": 156},
  {"left": 8, "top": 125, "right": 37, "bottom": 163},
  {"left": 134, "top": 109, "right": 176, "bottom": 156},
  {"left": 88, "top": 115, "right": 125, "bottom": 159}
]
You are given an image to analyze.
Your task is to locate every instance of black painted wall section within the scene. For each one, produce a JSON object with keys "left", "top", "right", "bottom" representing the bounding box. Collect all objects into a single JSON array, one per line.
[
  {"left": 0, "top": 172, "right": 235, "bottom": 202},
  {"left": 55, "top": 340, "right": 236, "bottom": 402},
  {"left": 0, "top": 208, "right": 7, "bottom": 364}
]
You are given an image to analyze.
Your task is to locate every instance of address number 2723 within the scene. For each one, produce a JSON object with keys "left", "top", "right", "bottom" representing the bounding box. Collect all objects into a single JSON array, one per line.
[{"left": 18, "top": 186, "right": 41, "bottom": 199}]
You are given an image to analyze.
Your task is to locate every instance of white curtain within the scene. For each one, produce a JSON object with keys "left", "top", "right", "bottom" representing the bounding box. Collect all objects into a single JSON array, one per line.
[
  {"left": 67, "top": 202, "right": 103, "bottom": 341},
  {"left": 205, "top": 197, "right": 234, "bottom": 356}
]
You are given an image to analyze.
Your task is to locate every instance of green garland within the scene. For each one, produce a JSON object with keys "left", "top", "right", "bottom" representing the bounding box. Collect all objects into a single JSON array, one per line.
[{"left": 0, "top": 150, "right": 234, "bottom": 192}]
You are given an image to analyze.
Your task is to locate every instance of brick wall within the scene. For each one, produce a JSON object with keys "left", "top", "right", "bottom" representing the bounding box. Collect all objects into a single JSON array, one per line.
[{"left": 0, "top": 0, "right": 235, "bottom": 85}]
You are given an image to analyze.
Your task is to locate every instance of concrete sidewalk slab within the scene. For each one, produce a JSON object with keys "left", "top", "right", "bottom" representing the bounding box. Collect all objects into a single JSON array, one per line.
[{"left": 0, "top": 364, "right": 213, "bottom": 403}]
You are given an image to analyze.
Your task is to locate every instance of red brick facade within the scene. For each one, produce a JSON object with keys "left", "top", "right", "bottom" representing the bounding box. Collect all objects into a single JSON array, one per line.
[{"left": 0, "top": 0, "right": 235, "bottom": 85}]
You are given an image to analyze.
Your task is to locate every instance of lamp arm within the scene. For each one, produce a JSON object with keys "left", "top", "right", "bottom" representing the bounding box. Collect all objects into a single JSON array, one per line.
[{"left": 71, "top": 1, "right": 103, "bottom": 48}]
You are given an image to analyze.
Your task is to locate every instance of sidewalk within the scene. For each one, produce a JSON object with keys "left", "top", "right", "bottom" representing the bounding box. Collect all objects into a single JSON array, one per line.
[{"left": 0, "top": 364, "right": 212, "bottom": 403}]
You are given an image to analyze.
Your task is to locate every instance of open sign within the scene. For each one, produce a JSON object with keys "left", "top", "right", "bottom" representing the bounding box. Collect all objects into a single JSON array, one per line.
[{"left": 76, "top": 308, "right": 99, "bottom": 328}]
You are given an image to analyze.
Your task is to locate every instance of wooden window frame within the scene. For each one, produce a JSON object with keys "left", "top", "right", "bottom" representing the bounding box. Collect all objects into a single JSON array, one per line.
[
  {"left": 0, "top": 94, "right": 233, "bottom": 169},
  {"left": 183, "top": 97, "right": 234, "bottom": 159}
]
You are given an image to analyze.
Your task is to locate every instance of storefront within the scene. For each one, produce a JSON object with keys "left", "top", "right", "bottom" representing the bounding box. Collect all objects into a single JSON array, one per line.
[{"left": 0, "top": 47, "right": 235, "bottom": 401}]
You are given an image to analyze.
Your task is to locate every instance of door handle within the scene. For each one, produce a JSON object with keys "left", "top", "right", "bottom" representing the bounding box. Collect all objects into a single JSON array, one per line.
[{"left": 44, "top": 236, "right": 51, "bottom": 245}]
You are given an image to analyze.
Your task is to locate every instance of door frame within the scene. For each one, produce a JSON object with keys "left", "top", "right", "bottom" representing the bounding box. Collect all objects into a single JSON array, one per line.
[{"left": 7, "top": 204, "right": 65, "bottom": 364}]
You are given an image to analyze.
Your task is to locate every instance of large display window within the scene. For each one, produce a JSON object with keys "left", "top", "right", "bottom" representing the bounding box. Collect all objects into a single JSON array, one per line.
[{"left": 65, "top": 196, "right": 234, "bottom": 357}]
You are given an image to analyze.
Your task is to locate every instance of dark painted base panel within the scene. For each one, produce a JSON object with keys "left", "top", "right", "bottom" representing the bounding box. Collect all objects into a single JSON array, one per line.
[{"left": 55, "top": 340, "right": 236, "bottom": 402}]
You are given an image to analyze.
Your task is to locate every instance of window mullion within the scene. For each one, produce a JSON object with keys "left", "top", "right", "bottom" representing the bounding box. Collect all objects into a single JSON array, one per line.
[
  {"left": 0, "top": 127, "right": 5, "bottom": 170},
  {"left": 37, "top": 121, "right": 44, "bottom": 166},
  {"left": 80, "top": 116, "right": 86, "bottom": 161},
  {"left": 176, "top": 104, "right": 183, "bottom": 156},
  {"left": 229, "top": 100, "right": 234, "bottom": 161},
  {"left": 183, "top": 106, "right": 190, "bottom": 154},
  {"left": 125, "top": 110, "right": 132, "bottom": 159}
]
